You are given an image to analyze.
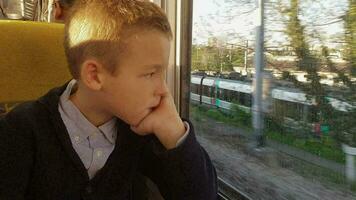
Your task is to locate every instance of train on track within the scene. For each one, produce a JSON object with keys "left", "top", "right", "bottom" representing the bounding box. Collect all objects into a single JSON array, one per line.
[{"left": 190, "top": 74, "right": 354, "bottom": 126}]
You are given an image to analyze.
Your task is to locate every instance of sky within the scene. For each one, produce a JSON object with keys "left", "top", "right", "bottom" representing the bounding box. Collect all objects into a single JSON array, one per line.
[{"left": 192, "top": 0, "right": 349, "bottom": 48}]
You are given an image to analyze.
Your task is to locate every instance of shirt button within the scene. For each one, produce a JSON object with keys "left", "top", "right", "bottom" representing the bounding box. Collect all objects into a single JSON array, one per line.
[
  {"left": 74, "top": 136, "right": 80, "bottom": 143},
  {"left": 86, "top": 185, "right": 92, "bottom": 194},
  {"left": 96, "top": 150, "right": 102, "bottom": 157}
]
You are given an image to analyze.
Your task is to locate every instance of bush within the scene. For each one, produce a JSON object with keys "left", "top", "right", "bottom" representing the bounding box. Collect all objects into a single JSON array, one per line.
[
  {"left": 265, "top": 115, "right": 285, "bottom": 133},
  {"left": 333, "top": 109, "right": 356, "bottom": 147},
  {"left": 231, "top": 104, "right": 252, "bottom": 128},
  {"left": 206, "top": 109, "right": 227, "bottom": 122}
]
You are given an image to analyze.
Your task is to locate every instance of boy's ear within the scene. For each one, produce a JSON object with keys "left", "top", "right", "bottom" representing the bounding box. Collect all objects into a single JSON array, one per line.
[{"left": 80, "top": 60, "right": 105, "bottom": 91}]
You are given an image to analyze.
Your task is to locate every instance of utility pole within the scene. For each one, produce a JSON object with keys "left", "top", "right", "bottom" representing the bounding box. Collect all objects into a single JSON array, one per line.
[
  {"left": 229, "top": 44, "right": 232, "bottom": 63},
  {"left": 244, "top": 40, "right": 249, "bottom": 75},
  {"left": 252, "top": 0, "right": 265, "bottom": 147}
]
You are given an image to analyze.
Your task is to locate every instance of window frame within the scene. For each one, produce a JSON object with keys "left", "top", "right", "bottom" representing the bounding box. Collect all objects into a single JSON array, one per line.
[{"left": 160, "top": 0, "right": 252, "bottom": 199}]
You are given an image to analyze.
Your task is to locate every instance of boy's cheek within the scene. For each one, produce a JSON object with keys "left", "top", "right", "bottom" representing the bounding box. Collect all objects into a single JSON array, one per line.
[{"left": 124, "top": 108, "right": 151, "bottom": 126}]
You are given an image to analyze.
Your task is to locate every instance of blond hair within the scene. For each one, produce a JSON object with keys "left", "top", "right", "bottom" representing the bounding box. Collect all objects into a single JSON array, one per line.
[{"left": 64, "top": 0, "right": 172, "bottom": 79}]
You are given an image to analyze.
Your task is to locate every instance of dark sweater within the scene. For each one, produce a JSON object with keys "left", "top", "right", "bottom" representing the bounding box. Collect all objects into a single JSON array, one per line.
[{"left": 0, "top": 83, "right": 217, "bottom": 200}]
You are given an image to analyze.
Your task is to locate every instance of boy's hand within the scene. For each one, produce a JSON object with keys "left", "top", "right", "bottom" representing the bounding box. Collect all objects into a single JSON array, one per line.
[{"left": 130, "top": 89, "right": 186, "bottom": 150}]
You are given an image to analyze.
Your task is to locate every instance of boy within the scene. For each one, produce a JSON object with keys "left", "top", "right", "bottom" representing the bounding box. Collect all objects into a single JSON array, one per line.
[{"left": 0, "top": 0, "right": 217, "bottom": 199}]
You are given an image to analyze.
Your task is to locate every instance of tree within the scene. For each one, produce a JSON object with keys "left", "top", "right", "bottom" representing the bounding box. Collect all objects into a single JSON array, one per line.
[
  {"left": 192, "top": 37, "right": 246, "bottom": 72},
  {"left": 344, "top": 0, "right": 356, "bottom": 76},
  {"left": 281, "top": 0, "right": 335, "bottom": 125}
]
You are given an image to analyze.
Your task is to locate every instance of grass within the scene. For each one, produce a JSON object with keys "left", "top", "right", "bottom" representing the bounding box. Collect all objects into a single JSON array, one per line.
[
  {"left": 266, "top": 131, "right": 345, "bottom": 163},
  {"left": 277, "top": 151, "right": 356, "bottom": 192},
  {"left": 191, "top": 104, "right": 253, "bottom": 130},
  {"left": 190, "top": 103, "right": 345, "bottom": 164}
]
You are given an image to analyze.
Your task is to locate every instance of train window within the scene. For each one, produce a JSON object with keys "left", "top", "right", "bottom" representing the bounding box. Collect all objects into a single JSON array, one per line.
[
  {"left": 228, "top": 90, "right": 236, "bottom": 102},
  {"left": 219, "top": 89, "right": 230, "bottom": 102},
  {"left": 202, "top": 85, "right": 214, "bottom": 97},
  {"left": 0, "top": 0, "right": 51, "bottom": 21},
  {"left": 187, "top": 0, "right": 356, "bottom": 199},
  {"left": 274, "top": 99, "right": 304, "bottom": 121},
  {"left": 239, "top": 93, "right": 252, "bottom": 108},
  {"left": 307, "top": 105, "right": 319, "bottom": 123},
  {"left": 3, "top": 0, "right": 354, "bottom": 199},
  {"left": 218, "top": 89, "right": 224, "bottom": 101},
  {"left": 226, "top": 89, "right": 234, "bottom": 102},
  {"left": 190, "top": 83, "right": 199, "bottom": 94}
]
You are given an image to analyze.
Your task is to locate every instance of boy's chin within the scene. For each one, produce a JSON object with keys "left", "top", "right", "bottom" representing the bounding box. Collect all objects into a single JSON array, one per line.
[
  {"left": 114, "top": 114, "right": 139, "bottom": 127},
  {"left": 130, "top": 109, "right": 153, "bottom": 127}
]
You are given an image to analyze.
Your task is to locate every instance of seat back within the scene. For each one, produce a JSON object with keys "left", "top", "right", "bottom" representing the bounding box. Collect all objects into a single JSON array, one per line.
[{"left": 0, "top": 20, "right": 71, "bottom": 113}]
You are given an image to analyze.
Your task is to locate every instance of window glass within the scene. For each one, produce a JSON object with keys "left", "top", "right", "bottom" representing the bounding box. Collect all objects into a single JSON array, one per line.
[{"left": 190, "top": 0, "right": 356, "bottom": 199}]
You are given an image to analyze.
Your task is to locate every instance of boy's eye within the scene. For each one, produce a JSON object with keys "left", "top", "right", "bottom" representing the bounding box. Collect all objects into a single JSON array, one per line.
[{"left": 144, "top": 72, "right": 155, "bottom": 78}]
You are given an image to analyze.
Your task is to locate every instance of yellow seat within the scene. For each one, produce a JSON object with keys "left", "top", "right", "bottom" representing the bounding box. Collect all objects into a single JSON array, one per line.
[{"left": 0, "top": 20, "right": 71, "bottom": 112}]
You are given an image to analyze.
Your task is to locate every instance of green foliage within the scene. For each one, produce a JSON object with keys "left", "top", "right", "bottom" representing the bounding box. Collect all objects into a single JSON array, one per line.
[
  {"left": 190, "top": 104, "right": 345, "bottom": 163},
  {"left": 284, "top": 0, "right": 327, "bottom": 104},
  {"left": 344, "top": 0, "right": 356, "bottom": 76},
  {"left": 281, "top": 0, "right": 356, "bottom": 149},
  {"left": 266, "top": 131, "right": 345, "bottom": 163},
  {"left": 333, "top": 109, "right": 356, "bottom": 147},
  {"left": 206, "top": 109, "right": 228, "bottom": 122},
  {"left": 191, "top": 44, "right": 245, "bottom": 72},
  {"left": 230, "top": 104, "right": 252, "bottom": 127},
  {"left": 265, "top": 115, "right": 285, "bottom": 133}
]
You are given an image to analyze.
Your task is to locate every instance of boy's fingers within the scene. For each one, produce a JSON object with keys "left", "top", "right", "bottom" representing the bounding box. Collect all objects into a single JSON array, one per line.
[
  {"left": 130, "top": 126, "right": 144, "bottom": 134},
  {"left": 130, "top": 125, "right": 151, "bottom": 135}
]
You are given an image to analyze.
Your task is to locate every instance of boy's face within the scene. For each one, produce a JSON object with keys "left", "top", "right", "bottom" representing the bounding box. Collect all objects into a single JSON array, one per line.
[{"left": 100, "top": 30, "right": 171, "bottom": 126}]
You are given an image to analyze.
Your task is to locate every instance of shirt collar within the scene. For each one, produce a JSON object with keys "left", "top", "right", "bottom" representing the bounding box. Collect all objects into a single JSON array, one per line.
[
  {"left": 59, "top": 79, "right": 117, "bottom": 144},
  {"left": 98, "top": 117, "right": 117, "bottom": 144}
]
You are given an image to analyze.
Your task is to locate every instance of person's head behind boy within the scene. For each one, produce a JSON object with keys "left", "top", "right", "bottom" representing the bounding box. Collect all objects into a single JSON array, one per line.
[
  {"left": 53, "top": 0, "right": 76, "bottom": 21},
  {"left": 63, "top": 0, "right": 184, "bottom": 146}
]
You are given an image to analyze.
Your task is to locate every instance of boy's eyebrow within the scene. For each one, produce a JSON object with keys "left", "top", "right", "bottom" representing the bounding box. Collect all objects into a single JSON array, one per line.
[{"left": 143, "top": 64, "right": 165, "bottom": 70}]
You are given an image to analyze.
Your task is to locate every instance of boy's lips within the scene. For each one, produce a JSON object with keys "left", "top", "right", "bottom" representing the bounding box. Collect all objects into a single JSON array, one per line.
[
  {"left": 147, "top": 106, "right": 156, "bottom": 113},
  {"left": 150, "top": 103, "right": 160, "bottom": 110},
  {"left": 152, "top": 98, "right": 161, "bottom": 108}
]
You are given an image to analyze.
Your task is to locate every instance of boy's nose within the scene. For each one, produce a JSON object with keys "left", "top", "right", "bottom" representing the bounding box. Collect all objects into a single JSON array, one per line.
[{"left": 154, "top": 80, "right": 169, "bottom": 96}]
